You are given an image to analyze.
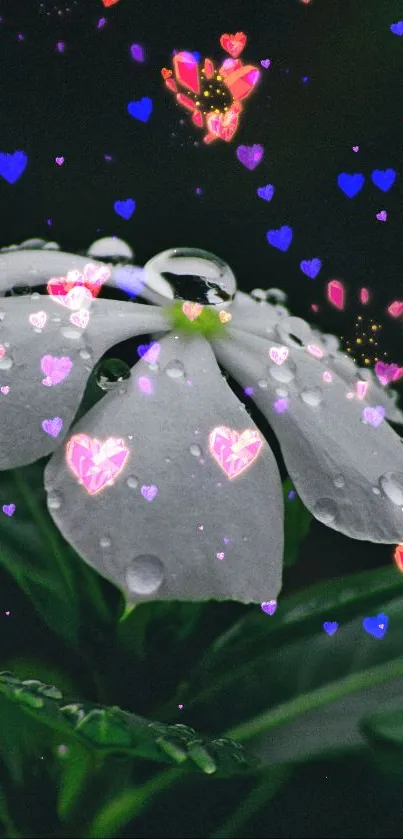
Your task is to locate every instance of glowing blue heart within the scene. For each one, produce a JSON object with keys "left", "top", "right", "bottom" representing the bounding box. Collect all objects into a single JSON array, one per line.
[
  {"left": 114, "top": 198, "right": 136, "bottom": 220},
  {"left": 0, "top": 150, "right": 28, "bottom": 184},
  {"left": 362, "top": 613, "right": 388, "bottom": 639},
  {"left": 127, "top": 97, "right": 153, "bottom": 123},
  {"left": 114, "top": 266, "right": 145, "bottom": 298},
  {"left": 300, "top": 258, "right": 322, "bottom": 279},
  {"left": 257, "top": 184, "right": 275, "bottom": 202},
  {"left": 337, "top": 173, "right": 365, "bottom": 198},
  {"left": 371, "top": 168, "right": 396, "bottom": 192},
  {"left": 266, "top": 226, "right": 293, "bottom": 252},
  {"left": 323, "top": 621, "right": 339, "bottom": 636},
  {"left": 390, "top": 21, "right": 403, "bottom": 36}
]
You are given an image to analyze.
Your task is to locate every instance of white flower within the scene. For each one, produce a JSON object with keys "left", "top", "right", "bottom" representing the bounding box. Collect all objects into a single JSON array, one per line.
[{"left": 0, "top": 238, "right": 403, "bottom": 606}]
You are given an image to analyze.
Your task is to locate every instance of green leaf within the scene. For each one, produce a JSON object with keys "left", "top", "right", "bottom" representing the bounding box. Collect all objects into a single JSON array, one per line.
[
  {"left": 282, "top": 479, "right": 312, "bottom": 567},
  {"left": 0, "top": 672, "right": 258, "bottom": 782}
]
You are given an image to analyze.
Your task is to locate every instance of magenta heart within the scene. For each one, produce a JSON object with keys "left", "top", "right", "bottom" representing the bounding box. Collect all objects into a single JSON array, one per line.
[
  {"left": 55, "top": 157, "right": 65, "bottom": 166},
  {"left": 42, "top": 417, "right": 64, "bottom": 438},
  {"left": 141, "top": 484, "right": 158, "bottom": 501},
  {"left": 374, "top": 361, "right": 402, "bottom": 386},
  {"left": 2, "top": 504, "right": 16, "bottom": 516},
  {"left": 261, "top": 600, "right": 277, "bottom": 615},
  {"left": 236, "top": 144, "right": 264, "bottom": 170},
  {"left": 41, "top": 355, "right": 73, "bottom": 386},
  {"left": 362, "top": 405, "right": 385, "bottom": 428},
  {"left": 65, "top": 433, "right": 130, "bottom": 495},
  {"left": 376, "top": 210, "right": 387, "bottom": 221},
  {"left": 209, "top": 426, "right": 263, "bottom": 480},
  {"left": 260, "top": 58, "right": 271, "bottom": 69}
]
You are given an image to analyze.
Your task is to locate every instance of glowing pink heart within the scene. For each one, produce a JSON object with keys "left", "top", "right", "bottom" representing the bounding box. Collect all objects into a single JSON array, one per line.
[
  {"left": 1, "top": 386, "right": 10, "bottom": 394},
  {"left": 0, "top": 346, "right": 6, "bottom": 359},
  {"left": 29, "top": 310, "right": 47, "bottom": 329},
  {"left": 69, "top": 309, "right": 90, "bottom": 329},
  {"left": 2, "top": 504, "right": 15, "bottom": 516},
  {"left": 141, "top": 484, "right": 158, "bottom": 501},
  {"left": 307, "top": 343, "right": 324, "bottom": 359},
  {"left": 375, "top": 361, "right": 403, "bottom": 386},
  {"left": 65, "top": 433, "right": 130, "bottom": 495},
  {"left": 138, "top": 376, "right": 153, "bottom": 394},
  {"left": 362, "top": 405, "right": 385, "bottom": 428},
  {"left": 388, "top": 301, "right": 403, "bottom": 318},
  {"left": 41, "top": 355, "right": 73, "bottom": 386},
  {"left": 182, "top": 301, "right": 203, "bottom": 321},
  {"left": 55, "top": 156, "right": 65, "bottom": 166},
  {"left": 269, "top": 345, "right": 289, "bottom": 365},
  {"left": 65, "top": 286, "right": 93, "bottom": 311},
  {"left": 209, "top": 426, "right": 263, "bottom": 480}
]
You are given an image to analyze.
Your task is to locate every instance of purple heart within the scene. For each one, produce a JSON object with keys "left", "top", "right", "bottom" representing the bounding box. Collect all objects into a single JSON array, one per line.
[
  {"left": 260, "top": 58, "right": 271, "bottom": 69},
  {"left": 236, "top": 144, "right": 264, "bottom": 170},
  {"left": 371, "top": 168, "right": 396, "bottom": 192},
  {"left": 257, "top": 184, "right": 274, "bottom": 202},
  {"left": 375, "top": 361, "right": 401, "bottom": 386},
  {"left": 266, "top": 225, "right": 293, "bottom": 252},
  {"left": 141, "top": 484, "right": 158, "bottom": 502},
  {"left": 127, "top": 97, "right": 153, "bottom": 123},
  {"left": 42, "top": 417, "right": 63, "bottom": 438},
  {"left": 390, "top": 21, "right": 403, "bottom": 36},
  {"left": 2, "top": 504, "right": 16, "bottom": 517},
  {"left": 0, "top": 150, "right": 28, "bottom": 184},
  {"left": 323, "top": 621, "right": 339, "bottom": 636},
  {"left": 362, "top": 613, "right": 388, "bottom": 639},
  {"left": 261, "top": 600, "right": 277, "bottom": 615},
  {"left": 130, "top": 43, "right": 144, "bottom": 61},
  {"left": 362, "top": 405, "right": 385, "bottom": 428},
  {"left": 376, "top": 210, "right": 387, "bottom": 221},
  {"left": 337, "top": 172, "right": 365, "bottom": 198},
  {"left": 41, "top": 355, "right": 73, "bottom": 386},
  {"left": 114, "top": 199, "right": 136, "bottom": 220},
  {"left": 300, "top": 258, "right": 322, "bottom": 279}
]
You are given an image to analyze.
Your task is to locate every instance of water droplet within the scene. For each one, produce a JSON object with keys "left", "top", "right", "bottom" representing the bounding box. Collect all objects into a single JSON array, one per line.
[
  {"left": 39, "top": 684, "right": 63, "bottom": 700},
  {"left": 164, "top": 360, "right": 186, "bottom": 380},
  {"left": 379, "top": 472, "right": 403, "bottom": 506},
  {"left": 300, "top": 386, "right": 323, "bottom": 407},
  {"left": 60, "top": 326, "right": 82, "bottom": 341},
  {"left": 313, "top": 497, "right": 337, "bottom": 524},
  {"left": 13, "top": 688, "right": 44, "bottom": 708},
  {"left": 100, "top": 536, "right": 111, "bottom": 549},
  {"left": 0, "top": 354, "right": 13, "bottom": 371},
  {"left": 257, "top": 378, "right": 268, "bottom": 389},
  {"left": 30, "top": 292, "right": 40, "bottom": 300},
  {"left": 143, "top": 247, "right": 237, "bottom": 307},
  {"left": 268, "top": 361, "right": 296, "bottom": 383},
  {"left": 96, "top": 358, "right": 131, "bottom": 391},
  {"left": 372, "top": 486, "right": 381, "bottom": 495},
  {"left": 79, "top": 347, "right": 92, "bottom": 361},
  {"left": 273, "top": 305, "right": 288, "bottom": 318},
  {"left": 190, "top": 443, "right": 202, "bottom": 457},
  {"left": 126, "top": 475, "right": 139, "bottom": 489},
  {"left": 266, "top": 288, "right": 287, "bottom": 304},
  {"left": 275, "top": 387, "right": 288, "bottom": 397},
  {"left": 125, "top": 554, "right": 165, "bottom": 595},
  {"left": 251, "top": 288, "right": 266, "bottom": 302},
  {"left": 187, "top": 741, "right": 217, "bottom": 774},
  {"left": 48, "top": 490, "right": 63, "bottom": 510},
  {"left": 87, "top": 236, "right": 134, "bottom": 263},
  {"left": 60, "top": 703, "right": 86, "bottom": 723},
  {"left": 276, "top": 315, "right": 312, "bottom": 349},
  {"left": 333, "top": 475, "right": 345, "bottom": 489}
]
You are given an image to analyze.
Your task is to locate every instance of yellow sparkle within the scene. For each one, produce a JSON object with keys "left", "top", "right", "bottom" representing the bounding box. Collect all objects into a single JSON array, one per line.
[
  {"left": 364, "top": 358, "right": 370, "bottom": 364},
  {"left": 204, "top": 91, "right": 210, "bottom": 96},
  {"left": 217, "top": 74, "right": 222, "bottom": 80},
  {"left": 356, "top": 338, "right": 362, "bottom": 344}
]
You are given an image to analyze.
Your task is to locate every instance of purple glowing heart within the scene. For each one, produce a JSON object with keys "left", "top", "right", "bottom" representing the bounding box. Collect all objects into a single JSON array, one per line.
[
  {"left": 236, "top": 144, "right": 264, "bottom": 170},
  {"left": 0, "top": 150, "right": 28, "bottom": 184},
  {"left": 127, "top": 97, "right": 153, "bottom": 123},
  {"left": 266, "top": 225, "right": 293, "bottom": 252},
  {"left": 323, "top": 621, "right": 339, "bottom": 636},
  {"left": 261, "top": 600, "right": 277, "bottom": 615},
  {"left": 371, "top": 168, "right": 396, "bottom": 192},
  {"left": 260, "top": 58, "right": 271, "bottom": 68},
  {"left": 300, "top": 258, "right": 322, "bottom": 279},
  {"left": 362, "top": 405, "right": 385, "bottom": 428},
  {"left": 42, "top": 417, "right": 63, "bottom": 438},
  {"left": 2, "top": 504, "right": 16, "bottom": 517},
  {"left": 362, "top": 613, "right": 388, "bottom": 639},
  {"left": 257, "top": 184, "right": 274, "bottom": 202},
  {"left": 114, "top": 199, "right": 136, "bottom": 220},
  {"left": 141, "top": 484, "right": 158, "bottom": 501},
  {"left": 337, "top": 172, "right": 365, "bottom": 198},
  {"left": 41, "top": 355, "right": 73, "bottom": 386},
  {"left": 130, "top": 43, "right": 144, "bottom": 61}
]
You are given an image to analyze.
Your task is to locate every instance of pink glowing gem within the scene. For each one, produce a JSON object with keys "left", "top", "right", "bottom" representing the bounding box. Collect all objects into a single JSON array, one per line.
[
  {"left": 65, "top": 434, "right": 130, "bottom": 496},
  {"left": 323, "top": 371, "right": 332, "bottom": 382},
  {"left": 388, "top": 300, "right": 403, "bottom": 318},
  {"left": 216, "top": 552, "right": 225, "bottom": 560},
  {"left": 173, "top": 51, "right": 200, "bottom": 94},
  {"left": 273, "top": 398, "right": 289, "bottom": 413},
  {"left": 307, "top": 343, "right": 324, "bottom": 359},
  {"left": 208, "top": 426, "right": 263, "bottom": 480},
  {"left": 311, "top": 303, "right": 319, "bottom": 312},
  {"left": 327, "top": 279, "right": 345, "bottom": 310},
  {"left": 356, "top": 380, "right": 368, "bottom": 400},
  {"left": 0, "top": 386, "right": 10, "bottom": 394},
  {"left": 346, "top": 392, "right": 354, "bottom": 399},
  {"left": 138, "top": 376, "right": 153, "bottom": 394},
  {"left": 360, "top": 287, "right": 369, "bottom": 304}
]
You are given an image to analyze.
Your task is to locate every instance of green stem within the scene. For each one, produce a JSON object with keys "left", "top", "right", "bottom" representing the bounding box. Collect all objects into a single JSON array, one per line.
[
  {"left": 210, "top": 766, "right": 292, "bottom": 839},
  {"left": 12, "top": 468, "right": 75, "bottom": 599}
]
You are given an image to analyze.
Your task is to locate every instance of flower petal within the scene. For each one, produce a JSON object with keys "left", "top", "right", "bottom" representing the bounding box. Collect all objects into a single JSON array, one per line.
[
  {"left": 44, "top": 333, "right": 284, "bottom": 604},
  {"left": 228, "top": 292, "right": 282, "bottom": 338},
  {"left": 212, "top": 328, "right": 403, "bottom": 543},
  {"left": 0, "top": 297, "right": 170, "bottom": 469}
]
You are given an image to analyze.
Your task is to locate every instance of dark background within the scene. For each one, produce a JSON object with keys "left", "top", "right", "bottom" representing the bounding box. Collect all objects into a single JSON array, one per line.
[{"left": 1, "top": 1, "right": 403, "bottom": 836}]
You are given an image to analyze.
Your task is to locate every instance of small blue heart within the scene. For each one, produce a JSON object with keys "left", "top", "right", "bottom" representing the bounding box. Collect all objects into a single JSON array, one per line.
[
  {"left": 371, "top": 168, "right": 396, "bottom": 192},
  {"left": 0, "top": 150, "right": 28, "bottom": 184},
  {"left": 137, "top": 343, "right": 152, "bottom": 357},
  {"left": 257, "top": 184, "right": 274, "bottom": 202},
  {"left": 114, "top": 266, "right": 145, "bottom": 298},
  {"left": 390, "top": 21, "right": 403, "bottom": 36},
  {"left": 114, "top": 198, "right": 136, "bottom": 220},
  {"left": 300, "top": 258, "right": 322, "bottom": 279},
  {"left": 323, "top": 621, "right": 339, "bottom": 636},
  {"left": 337, "top": 172, "right": 365, "bottom": 198},
  {"left": 362, "top": 613, "right": 388, "bottom": 639},
  {"left": 127, "top": 97, "right": 153, "bottom": 123},
  {"left": 266, "top": 225, "right": 293, "bottom": 252}
]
